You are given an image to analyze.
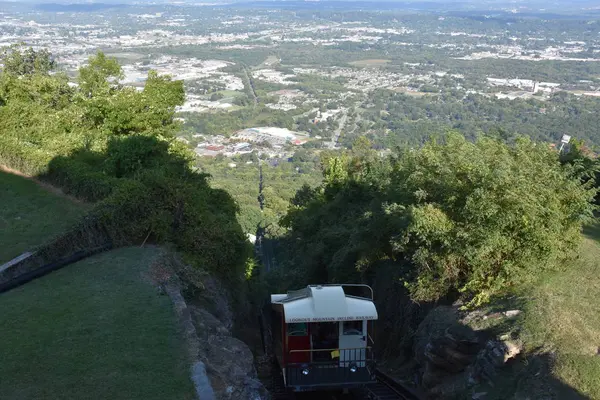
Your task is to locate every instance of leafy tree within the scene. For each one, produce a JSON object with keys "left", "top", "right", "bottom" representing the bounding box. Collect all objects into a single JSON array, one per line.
[
  {"left": 76, "top": 55, "right": 184, "bottom": 137},
  {"left": 560, "top": 139, "right": 600, "bottom": 204},
  {"left": 78, "top": 52, "right": 123, "bottom": 98},
  {"left": 0, "top": 43, "right": 55, "bottom": 76},
  {"left": 210, "top": 92, "right": 224, "bottom": 101},
  {"left": 144, "top": 70, "right": 185, "bottom": 110},
  {"left": 282, "top": 133, "right": 596, "bottom": 306}
]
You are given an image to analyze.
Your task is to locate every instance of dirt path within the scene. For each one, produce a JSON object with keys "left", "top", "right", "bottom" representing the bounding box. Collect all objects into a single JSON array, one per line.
[{"left": 0, "top": 164, "right": 87, "bottom": 205}]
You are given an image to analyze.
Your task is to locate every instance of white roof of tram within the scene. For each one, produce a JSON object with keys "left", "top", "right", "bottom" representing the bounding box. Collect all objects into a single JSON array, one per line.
[{"left": 271, "top": 285, "right": 378, "bottom": 323}]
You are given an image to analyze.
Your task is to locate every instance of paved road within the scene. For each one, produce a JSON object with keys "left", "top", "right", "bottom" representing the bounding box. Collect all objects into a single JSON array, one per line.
[{"left": 328, "top": 111, "right": 348, "bottom": 149}]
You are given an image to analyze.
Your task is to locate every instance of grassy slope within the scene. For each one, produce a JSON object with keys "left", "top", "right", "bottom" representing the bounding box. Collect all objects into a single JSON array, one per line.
[
  {"left": 0, "top": 247, "right": 196, "bottom": 400},
  {"left": 471, "top": 226, "right": 600, "bottom": 399},
  {"left": 0, "top": 170, "right": 89, "bottom": 263},
  {"left": 523, "top": 232, "right": 600, "bottom": 398}
]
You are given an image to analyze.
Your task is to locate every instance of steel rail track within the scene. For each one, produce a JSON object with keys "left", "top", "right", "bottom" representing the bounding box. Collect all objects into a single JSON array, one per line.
[
  {"left": 361, "top": 370, "right": 421, "bottom": 400},
  {"left": 266, "top": 367, "right": 421, "bottom": 400}
]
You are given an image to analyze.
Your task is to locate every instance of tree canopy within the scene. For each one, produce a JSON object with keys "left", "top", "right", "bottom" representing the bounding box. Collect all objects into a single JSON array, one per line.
[
  {"left": 282, "top": 134, "right": 596, "bottom": 306},
  {"left": 0, "top": 44, "right": 55, "bottom": 76}
]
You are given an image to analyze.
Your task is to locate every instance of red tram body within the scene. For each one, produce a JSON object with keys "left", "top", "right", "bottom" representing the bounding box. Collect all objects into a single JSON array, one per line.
[{"left": 270, "top": 284, "right": 378, "bottom": 392}]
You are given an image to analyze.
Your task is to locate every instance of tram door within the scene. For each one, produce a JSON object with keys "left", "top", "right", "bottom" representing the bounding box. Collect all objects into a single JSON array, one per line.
[{"left": 338, "top": 320, "right": 367, "bottom": 367}]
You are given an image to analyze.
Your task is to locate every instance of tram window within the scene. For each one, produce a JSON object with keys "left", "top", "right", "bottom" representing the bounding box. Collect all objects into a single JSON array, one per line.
[
  {"left": 287, "top": 323, "right": 308, "bottom": 336},
  {"left": 342, "top": 320, "right": 363, "bottom": 335}
]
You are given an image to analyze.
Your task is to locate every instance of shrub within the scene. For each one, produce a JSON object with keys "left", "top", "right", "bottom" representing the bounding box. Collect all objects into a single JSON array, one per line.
[{"left": 44, "top": 156, "right": 120, "bottom": 202}]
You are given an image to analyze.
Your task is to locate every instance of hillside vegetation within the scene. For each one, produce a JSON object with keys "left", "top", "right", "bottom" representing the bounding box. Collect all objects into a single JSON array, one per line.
[
  {"left": 275, "top": 134, "right": 599, "bottom": 397},
  {"left": 280, "top": 134, "right": 595, "bottom": 306},
  {"left": 0, "top": 247, "right": 196, "bottom": 400},
  {"left": 523, "top": 234, "right": 600, "bottom": 398},
  {"left": 465, "top": 232, "right": 600, "bottom": 399},
  {"left": 0, "top": 170, "right": 88, "bottom": 263},
  {"left": 197, "top": 154, "right": 322, "bottom": 234},
  {"left": 0, "top": 45, "right": 248, "bottom": 284}
]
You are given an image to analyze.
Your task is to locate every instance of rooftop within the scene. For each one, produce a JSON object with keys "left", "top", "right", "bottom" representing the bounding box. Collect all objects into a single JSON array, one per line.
[{"left": 271, "top": 285, "right": 378, "bottom": 323}]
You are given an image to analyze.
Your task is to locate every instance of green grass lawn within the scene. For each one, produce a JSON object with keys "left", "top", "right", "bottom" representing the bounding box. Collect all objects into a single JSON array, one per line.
[
  {"left": 0, "top": 247, "right": 196, "bottom": 400},
  {"left": 0, "top": 171, "right": 89, "bottom": 263},
  {"left": 523, "top": 233, "right": 600, "bottom": 398},
  {"left": 469, "top": 225, "right": 600, "bottom": 399}
]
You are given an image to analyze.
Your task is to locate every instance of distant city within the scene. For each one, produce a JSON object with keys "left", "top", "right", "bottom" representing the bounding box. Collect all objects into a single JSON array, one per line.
[{"left": 2, "top": 0, "right": 600, "bottom": 158}]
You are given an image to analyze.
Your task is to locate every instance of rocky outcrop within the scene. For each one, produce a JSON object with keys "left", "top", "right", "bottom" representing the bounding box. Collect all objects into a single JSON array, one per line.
[
  {"left": 152, "top": 254, "right": 269, "bottom": 400},
  {"left": 164, "top": 283, "right": 217, "bottom": 400},
  {"left": 190, "top": 306, "right": 268, "bottom": 400},
  {"left": 414, "top": 306, "right": 523, "bottom": 399},
  {"left": 188, "top": 272, "right": 268, "bottom": 400},
  {"left": 421, "top": 325, "right": 481, "bottom": 388},
  {"left": 469, "top": 339, "right": 521, "bottom": 384}
]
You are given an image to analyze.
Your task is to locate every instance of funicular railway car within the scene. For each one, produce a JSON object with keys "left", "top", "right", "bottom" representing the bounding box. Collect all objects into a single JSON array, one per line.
[{"left": 270, "top": 284, "right": 378, "bottom": 392}]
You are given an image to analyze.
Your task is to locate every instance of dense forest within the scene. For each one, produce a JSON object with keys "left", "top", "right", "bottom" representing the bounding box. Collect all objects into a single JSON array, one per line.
[
  {"left": 197, "top": 153, "right": 322, "bottom": 234},
  {"left": 348, "top": 89, "right": 600, "bottom": 148},
  {"left": 274, "top": 135, "right": 596, "bottom": 306}
]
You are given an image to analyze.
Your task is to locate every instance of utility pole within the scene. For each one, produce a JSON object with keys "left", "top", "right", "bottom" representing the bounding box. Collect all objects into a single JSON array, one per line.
[
  {"left": 258, "top": 158, "right": 264, "bottom": 212},
  {"left": 256, "top": 157, "right": 266, "bottom": 266}
]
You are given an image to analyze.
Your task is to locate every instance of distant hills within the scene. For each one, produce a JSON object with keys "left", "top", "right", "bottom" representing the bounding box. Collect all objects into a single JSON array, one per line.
[
  {"left": 19, "top": 0, "right": 600, "bottom": 13},
  {"left": 35, "top": 3, "right": 127, "bottom": 12}
]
